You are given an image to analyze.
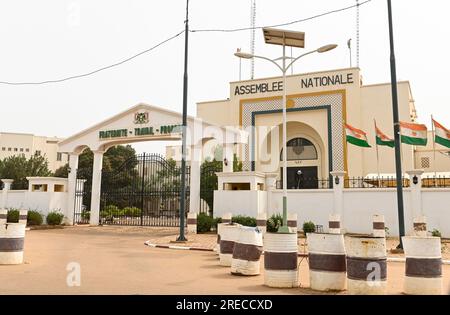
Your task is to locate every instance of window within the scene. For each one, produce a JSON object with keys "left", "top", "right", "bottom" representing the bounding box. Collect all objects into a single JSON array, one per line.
[
  {"left": 57, "top": 152, "right": 62, "bottom": 161},
  {"left": 280, "top": 138, "right": 318, "bottom": 161},
  {"left": 35, "top": 150, "right": 41, "bottom": 156},
  {"left": 1, "top": 147, "right": 5, "bottom": 151},
  {"left": 421, "top": 157, "right": 430, "bottom": 169},
  {"left": 14, "top": 148, "right": 18, "bottom": 152},
  {"left": 8, "top": 148, "right": 11, "bottom": 151},
  {"left": 20, "top": 148, "right": 23, "bottom": 152},
  {"left": 25, "top": 148, "right": 29, "bottom": 152}
]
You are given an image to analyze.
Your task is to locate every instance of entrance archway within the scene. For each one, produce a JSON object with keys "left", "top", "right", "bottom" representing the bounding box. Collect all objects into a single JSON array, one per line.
[{"left": 58, "top": 103, "right": 247, "bottom": 228}]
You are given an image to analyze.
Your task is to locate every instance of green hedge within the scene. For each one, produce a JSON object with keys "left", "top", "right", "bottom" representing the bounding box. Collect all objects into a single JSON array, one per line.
[
  {"left": 197, "top": 213, "right": 215, "bottom": 233},
  {"left": 302, "top": 221, "right": 316, "bottom": 234},
  {"left": 232, "top": 215, "right": 256, "bottom": 227},
  {"left": 6, "top": 209, "right": 43, "bottom": 226},
  {"left": 46, "top": 212, "right": 64, "bottom": 225}
]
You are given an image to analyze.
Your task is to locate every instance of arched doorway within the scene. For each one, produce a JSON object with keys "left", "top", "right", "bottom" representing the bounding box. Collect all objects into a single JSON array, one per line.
[{"left": 280, "top": 137, "right": 321, "bottom": 189}]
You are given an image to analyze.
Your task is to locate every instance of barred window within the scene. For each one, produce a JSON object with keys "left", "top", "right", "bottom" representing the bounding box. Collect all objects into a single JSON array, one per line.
[{"left": 421, "top": 157, "right": 430, "bottom": 169}]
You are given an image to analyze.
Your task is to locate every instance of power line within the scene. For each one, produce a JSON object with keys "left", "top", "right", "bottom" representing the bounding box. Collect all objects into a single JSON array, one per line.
[
  {"left": 0, "top": 30, "right": 185, "bottom": 86},
  {"left": 190, "top": 0, "right": 372, "bottom": 33}
]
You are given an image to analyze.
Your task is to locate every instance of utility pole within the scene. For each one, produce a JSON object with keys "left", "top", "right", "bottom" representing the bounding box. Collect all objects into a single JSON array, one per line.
[
  {"left": 387, "top": 0, "right": 405, "bottom": 249},
  {"left": 177, "top": 0, "right": 189, "bottom": 242}
]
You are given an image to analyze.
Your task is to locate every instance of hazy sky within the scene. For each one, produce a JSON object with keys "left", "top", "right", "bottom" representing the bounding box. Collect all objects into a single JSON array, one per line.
[{"left": 0, "top": 0, "right": 449, "bottom": 154}]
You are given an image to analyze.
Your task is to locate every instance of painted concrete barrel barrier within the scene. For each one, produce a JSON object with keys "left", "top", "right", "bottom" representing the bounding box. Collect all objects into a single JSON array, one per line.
[
  {"left": 187, "top": 212, "right": 197, "bottom": 234},
  {"left": 402, "top": 236, "right": 442, "bottom": 295},
  {"left": 413, "top": 216, "right": 427, "bottom": 237},
  {"left": 256, "top": 213, "right": 267, "bottom": 235},
  {"left": 19, "top": 209, "right": 28, "bottom": 225},
  {"left": 219, "top": 223, "right": 241, "bottom": 266},
  {"left": 287, "top": 214, "right": 297, "bottom": 233},
  {"left": 0, "top": 223, "right": 26, "bottom": 265},
  {"left": 345, "top": 235, "right": 387, "bottom": 295},
  {"left": 231, "top": 226, "right": 263, "bottom": 276},
  {"left": 372, "top": 215, "right": 385, "bottom": 238},
  {"left": 307, "top": 233, "right": 347, "bottom": 292},
  {"left": 263, "top": 232, "right": 298, "bottom": 288}
]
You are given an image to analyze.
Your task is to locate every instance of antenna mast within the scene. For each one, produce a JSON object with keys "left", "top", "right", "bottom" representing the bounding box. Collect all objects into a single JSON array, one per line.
[
  {"left": 250, "top": 0, "right": 256, "bottom": 79},
  {"left": 356, "top": 0, "right": 360, "bottom": 67}
]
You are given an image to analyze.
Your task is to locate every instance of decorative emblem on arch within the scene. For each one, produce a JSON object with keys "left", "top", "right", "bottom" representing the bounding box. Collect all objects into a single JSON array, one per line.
[{"left": 134, "top": 112, "right": 149, "bottom": 124}]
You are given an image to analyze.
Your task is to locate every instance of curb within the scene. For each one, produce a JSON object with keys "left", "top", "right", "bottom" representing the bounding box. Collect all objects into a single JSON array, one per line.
[{"left": 144, "top": 241, "right": 450, "bottom": 264}]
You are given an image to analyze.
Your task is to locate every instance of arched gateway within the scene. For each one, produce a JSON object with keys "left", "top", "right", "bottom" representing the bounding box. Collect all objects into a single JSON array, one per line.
[{"left": 58, "top": 103, "right": 247, "bottom": 231}]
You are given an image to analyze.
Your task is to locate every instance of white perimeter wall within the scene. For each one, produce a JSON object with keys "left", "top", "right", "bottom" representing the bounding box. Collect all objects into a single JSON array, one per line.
[{"left": 214, "top": 188, "right": 450, "bottom": 238}]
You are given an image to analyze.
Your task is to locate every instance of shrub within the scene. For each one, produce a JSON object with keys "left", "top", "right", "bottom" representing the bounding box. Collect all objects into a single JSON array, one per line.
[
  {"left": 197, "top": 213, "right": 214, "bottom": 233},
  {"left": 7, "top": 209, "right": 19, "bottom": 223},
  {"left": 123, "top": 207, "right": 141, "bottom": 217},
  {"left": 103, "top": 205, "right": 121, "bottom": 217},
  {"left": 27, "top": 211, "right": 43, "bottom": 226},
  {"left": 302, "top": 221, "right": 316, "bottom": 234},
  {"left": 212, "top": 217, "right": 222, "bottom": 231},
  {"left": 232, "top": 215, "right": 256, "bottom": 227},
  {"left": 267, "top": 213, "right": 283, "bottom": 233},
  {"left": 81, "top": 210, "right": 90, "bottom": 221},
  {"left": 431, "top": 229, "right": 442, "bottom": 238},
  {"left": 46, "top": 211, "right": 64, "bottom": 225}
]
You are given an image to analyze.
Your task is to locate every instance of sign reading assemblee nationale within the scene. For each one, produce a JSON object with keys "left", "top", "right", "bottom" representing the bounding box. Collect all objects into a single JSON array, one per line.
[{"left": 234, "top": 72, "right": 355, "bottom": 96}]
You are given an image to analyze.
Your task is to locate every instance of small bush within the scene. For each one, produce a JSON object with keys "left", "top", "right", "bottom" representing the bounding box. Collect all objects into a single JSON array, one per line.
[
  {"left": 232, "top": 215, "right": 256, "bottom": 227},
  {"left": 27, "top": 211, "right": 43, "bottom": 226},
  {"left": 46, "top": 211, "right": 64, "bottom": 225},
  {"left": 302, "top": 221, "right": 316, "bottom": 234},
  {"left": 431, "top": 229, "right": 442, "bottom": 238},
  {"left": 267, "top": 213, "right": 283, "bottom": 233},
  {"left": 212, "top": 217, "right": 222, "bottom": 230},
  {"left": 197, "top": 213, "right": 214, "bottom": 233},
  {"left": 7, "top": 209, "right": 19, "bottom": 223},
  {"left": 123, "top": 207, "right": 141, "bottom": 217},
  {"left": 81, "top": 210, "right": 90, "bottom": 221}
]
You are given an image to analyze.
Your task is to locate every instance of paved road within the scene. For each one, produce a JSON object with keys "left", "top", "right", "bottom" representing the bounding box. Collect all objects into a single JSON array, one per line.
[{"left": 0, "top": 227, "right": 449, "bottom": 295}]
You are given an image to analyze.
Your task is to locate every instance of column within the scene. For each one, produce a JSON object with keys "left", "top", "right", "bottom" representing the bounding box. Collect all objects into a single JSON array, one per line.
[
  {"left": 407, "top": 170, "right": 426, "bottom": 236},
  {"left": 90, "top": 150, "right": 104, "bottom": 226},
  {"left": 1, "top": 179, "right": 14, "bottom": 210},
  {"left": 188, "top": 144, "right": 202, "bottom": 234},
  {"left": 330, "top": 171, "right": 346, "bottom": 234},
  {"left": 66, "top": 153, "right": 79, "bottom": 225},
  {"left": 223, "top": 143, "right": 234, "bottom": 173}
]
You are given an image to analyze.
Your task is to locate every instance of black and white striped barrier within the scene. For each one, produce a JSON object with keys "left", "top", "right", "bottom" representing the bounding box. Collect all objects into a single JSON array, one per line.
[
  {"left": 263, "top": 232, "right": 298, "bottom": 288},
  {"left": 307, "top": 233, "right": 347, "bottom": 292},
  {"left": 19, "top": 209, "right": 28, "bottom": 225},
  {"left": 0, "top": 223, "right": 26, "bottom": 265},
  {"left": 219, "top": 223, "right": 241, "bottom": 266},
  {"left": 345, "top": 235, "right": 387, "bottom": 295},
  {"left": 328, "top": 214, "right": 341, "bottom": 234},
  {"left": 231, "top": 226, "right": 263, "bottom": 276},
  {"left": 256, "top": 213, "right": 267, "bottom": 235},
  {"left": 0, "top": 209, "right": 6, "bottom": 225},
  {"left": 372, "top": 215, "right": 385, "bottom": 238},
  {"left": 287, "top": 214, "right": 297, "bottom": 233},
  {"left": 402, "top": 236, "right": 443, "bottom": 295},
  {"left": 413, "top": 216, "right": 427, "bottom": 237}
]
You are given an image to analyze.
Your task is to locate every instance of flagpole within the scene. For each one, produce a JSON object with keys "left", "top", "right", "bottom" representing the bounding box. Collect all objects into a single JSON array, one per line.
[
  {"left": 374, "top": 119, "right": 381, "bottom": 187},
  {"left": 431, "top": 115, "right": 437, "bottom": 187}
]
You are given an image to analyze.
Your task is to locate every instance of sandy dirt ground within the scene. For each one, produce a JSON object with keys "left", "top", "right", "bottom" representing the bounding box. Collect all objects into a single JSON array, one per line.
[{"left": 0, "top": 226, "right": 448, "bottom": 295}]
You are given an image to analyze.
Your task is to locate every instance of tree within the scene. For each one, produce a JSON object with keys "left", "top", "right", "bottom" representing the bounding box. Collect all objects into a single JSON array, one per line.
[
  {"left": 54, "top": 164, "right": 69, "bottom": 178},
  {"left": 0, "top": 155, "right": 52, "bottom": 189}
]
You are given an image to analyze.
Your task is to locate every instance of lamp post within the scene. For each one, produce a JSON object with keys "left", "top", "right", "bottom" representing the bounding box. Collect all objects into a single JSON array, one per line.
[{"left": 235, "top": 28, "right": 337, "bottom": 233}]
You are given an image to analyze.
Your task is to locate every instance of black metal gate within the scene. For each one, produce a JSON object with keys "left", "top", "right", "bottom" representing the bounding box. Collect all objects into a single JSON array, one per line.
[{"left": 73, "top": 153, "right": 190, "bottom": 226}]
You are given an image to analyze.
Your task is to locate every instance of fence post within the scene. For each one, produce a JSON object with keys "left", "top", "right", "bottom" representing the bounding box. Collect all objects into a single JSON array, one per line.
[
  {"left": 406, "top": 170, "right": 426, "bottom": 237},
  {"left": 1, "top": 179, "right": 14, "bottom": 210},
  {"left": 330, "top": 171, "right": 346, "bottom": 234}
]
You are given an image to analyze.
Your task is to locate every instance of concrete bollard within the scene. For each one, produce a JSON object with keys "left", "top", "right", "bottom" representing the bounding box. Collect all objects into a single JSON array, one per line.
[
  {"left": 256, "top": 213, "right": 267, "bottom": 235},
  {"left": 328, "top": 214, "right": 341, "bottom": 234},
  {"left": 413, "top": 216, "right": 427, "bottom": 237},
  {"left": 307, "top": 233, "right": 347, "bottom": 292},
  {"left": 402, "top": 236, "right": 443, "bottom": 295},
  {"left": 372, "top": 215, "right": 385, "bottom": 238},
  {"left": 0, "top": 223, "right": 26, "bottom": 264},
  {"left": 263, "top": 232, "right": 298, "bottom": 288},
  {"left": 219, "top": 223, "right": 241, "bottom": 266},
  {"left": 231, "top": 226, "right": 263, "bottom": 276},
  {"left": 287, "top": 213, "right": 297, "bottom": 233},
  {"left": 0, "top": 209, "right": 7, "bottom": 225},
  {"left": 345, "top": 235, "right": 387, "bottom": 295},
  {"left": 186, "top": 212, "right": 197, "bottom": 234},
  {"left": 19, "top": 209, "right": 28, "bottom": 225}
]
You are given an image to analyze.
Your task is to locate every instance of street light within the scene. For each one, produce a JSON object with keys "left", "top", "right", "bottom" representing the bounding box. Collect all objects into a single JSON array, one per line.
[{"left": 235, "top": 27, "right": 337, "bottom": 233}]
